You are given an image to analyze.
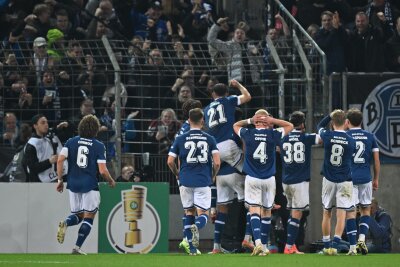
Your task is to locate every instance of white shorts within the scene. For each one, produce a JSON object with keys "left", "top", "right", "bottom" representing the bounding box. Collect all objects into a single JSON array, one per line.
[
  {"left": 244, "top": 175, "right": 276, "bottom": 209},
  {"left": 283, "top": 181, "right": 309, "bottom": 210},
  {"left": 321, "top": 177, "right": 353, "bottom": 210},
  {"left": 68, "top": 190, "right": 100, "bottom": 214},
  {"left": 352, "top": 182, "right": 372, "bottom": 207},
  {"left": 179, "top": 186, "right": 211, "bottom": 211},
  {"left": 216, "top": 172, "right": 245, "bottom": 204},
  {"left": 217, "top": 139, "right": 243, "bottom": 171}
]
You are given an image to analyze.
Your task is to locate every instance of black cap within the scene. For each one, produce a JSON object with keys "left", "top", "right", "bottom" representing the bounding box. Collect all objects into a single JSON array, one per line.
[{"left": 151, "top": 0, "right": 162, "bottom": 10}]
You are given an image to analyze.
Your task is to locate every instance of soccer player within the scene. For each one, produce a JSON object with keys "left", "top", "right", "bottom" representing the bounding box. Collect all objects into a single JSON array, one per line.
[
  {"left": 167, "top": 108, "right": 221, "bottom": 255},
  {"left": 280, "top": 111, "right": 320, "bottom": 254},
  {"left": 204, "top": 79, "right": 251, "bottom": 171},
  {"left": 345, "top": 108, "right": 380, "bottom": 255},
  {"left": 233, "top": 109, "right": 293, "bottom": 256},
  {"left": 317, "top": 109, "right": 356, "bottom": 256},
  {"left": 56, "top": 114, "right": 116, "bottom": 255},
  {"left": 176, "top": 99, "right": 203, "bottom": 255}
]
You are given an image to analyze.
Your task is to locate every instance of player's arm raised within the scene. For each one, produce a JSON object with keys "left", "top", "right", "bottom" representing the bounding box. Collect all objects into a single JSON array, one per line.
[
  {"left": 233, "top": 117, "right": 253, "bottom": 136},
  {"left": 265, "top": 116, "right": 293, "bottom": 136},
  {"left": 230, "top": 79, "right": 251, "bottom": 105},
  {"left": 98, "top": 163, "right": 115, "bottom": 188}
]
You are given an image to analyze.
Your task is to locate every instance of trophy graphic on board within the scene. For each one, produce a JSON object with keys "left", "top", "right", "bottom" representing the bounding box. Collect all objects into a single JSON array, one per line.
[{"left": 122, "top": 186, "right": 146, "bottom": 247}]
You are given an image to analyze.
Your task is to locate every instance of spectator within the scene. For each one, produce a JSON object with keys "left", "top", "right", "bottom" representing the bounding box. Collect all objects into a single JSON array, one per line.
[
  {"left": 53, "top": 9, "right": 85, "bottom": 40},
  {"left": 367, "top": 198, "right": 393, "bottom": 253},
  {"left": 385, "top": 17, "right": 400, "bottom": 71},
  {"left": 22, "top": 114, "right": 65, "bottom": 182},
  {"left": 29, "top": 37, "right": 54, "bottom": 86},
  {"left": 123, "top": 110, "right": 139, "bottom": 153},
  {"left": 46, "top": 28, "right": 65, "bottom": 63},
  {"left": 130, "top": 0, "right": 168, "bottom": 42},
  {"left": 35, "top": 69, "right": 61, "bottom": 127},
  {"left": 1, "top": 112, "right": 19, "bottom": 148},
  {"left": 146, "top": 108, "right": 181, "bottom": 154},
  {"left": 347, "top": 11, "right": 392, "bottom": 72},
  {"left": 364, "top": 0, "right": 399, "bottom": 32},
  {"left": 315, "top": 11, "right": 348, "bottom": 74},
  {"left": 116, "top": 164, "right": 142, "bottom": 183}
]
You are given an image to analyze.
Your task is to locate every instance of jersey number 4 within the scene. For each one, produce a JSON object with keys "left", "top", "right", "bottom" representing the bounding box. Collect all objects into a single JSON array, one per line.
[
  {"left": 282, "top": 142, "right": 305, "bottom": 164},
  {"left": 207, "top": 104, "right": 227, "bottom": 128},
  {"left": 185, "top": 141, "right": 209, "bottom": 163},
  {"left": 77, "top": 146, "right": 89, "bottom": 168},
  {"left": 253, "top": 142, "right": 268, "bottom": 164}
]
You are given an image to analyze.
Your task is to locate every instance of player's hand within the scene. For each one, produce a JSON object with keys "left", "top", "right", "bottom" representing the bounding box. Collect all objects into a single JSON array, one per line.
[
  {"left": 372, "top": 179, "right": 379, "bottom": 191},
  {"left": 56, "top": 180, "right": 64, "bottom": 193},
  {"left": 229, "top": 79, "right": 241, "bottom": 88},
  {"left": 49, "top": 155, "right": 58, "bottom": 164},
  {"left": 108, "top": 178, "right": 116, "bottom": 188}
]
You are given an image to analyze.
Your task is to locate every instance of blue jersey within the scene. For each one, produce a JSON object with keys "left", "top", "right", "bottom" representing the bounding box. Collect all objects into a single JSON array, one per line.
[
  {"left": 318, "top": 129, "right": 356, "bottom": 183},
  {"left": 176, "top": 120, "right": 190, "bottom": 137},
  {"left": 204, "top": 96, "right": 240, "bottom": 143},
  {"left": 63, "top": 136, "right": 106, "bottom": 193},
  {"left": 239, "top": 127, "right": 283, "bottom": 179},
  {"left": 280, "top": 130, "right": 318, "bottom": 184},
  {"left": 347, "top": 128, "right": 379, "bottom": 184},
  {"left": 218, "top": 162, "right": 238, "bottom": 176},
  {"left": 168, "top": 129, "right": 218, "bottom": 187}
]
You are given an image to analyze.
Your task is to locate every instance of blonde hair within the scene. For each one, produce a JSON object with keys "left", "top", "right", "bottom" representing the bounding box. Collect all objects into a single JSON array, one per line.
[
  {"left": 255, "top": 109, "right": 270, "bottom": 116},
  {"left": 330, "top": 109, "right": 346, "bottom": 127}
]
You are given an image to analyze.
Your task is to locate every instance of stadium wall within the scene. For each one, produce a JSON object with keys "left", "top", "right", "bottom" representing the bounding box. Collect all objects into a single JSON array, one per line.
[{"left": 0, "top": 149, "right": 399, "bottom": 253}]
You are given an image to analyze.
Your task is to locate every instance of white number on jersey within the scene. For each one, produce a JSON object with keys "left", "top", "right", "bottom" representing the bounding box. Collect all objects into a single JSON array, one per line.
[
  {"left": 253, "top": 142, "right": 267, "bottom": 164},
  {"left": 77, "top": 146, "right": 89, "bottom": 168},
  {"left": 283, "top": 142, "right": 305, "bottom": 164},
  {"left": 330, "top": 144, "right": 344, "bottom": 166},
  {"left": 354, "top": 141, "right": 366, "bottom": 163},
  {"left": 207, "top": 104, "right": 227, "bottom": 128},
  {"left": 185, "top": 141, "right": 209, "bottom": 163}
]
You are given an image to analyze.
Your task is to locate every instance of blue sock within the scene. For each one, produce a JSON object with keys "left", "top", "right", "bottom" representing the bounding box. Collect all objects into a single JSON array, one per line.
[
  {"left": 245, "top": 212, "right": 252, "bottom": 235},
  {"left": 184, "top": 215, "right": 195, "bottom": 249},
  {"left": 250, "top": 213, "right": 261, "bottom": 242},
  {"left": 260, "top": 217, "right": 271, "bottom": 245},
  {"left": 214, "top": 212, "right": 226, "bottom": 244},
  {"left": 286, "top": 217, "right": 300, "bottom": 246},
  {"left": 66, "top": 214, "right": 82, "bottom": 227},
  {"left": 182, "top": 215, "right": 186, "bottom": 239},
  {"left": 211, "top": 185, "right": 217, "bottom": 209},
  {"left": 332, "top": 235, "right": 341, "bottom": 250},
  {"left": 76, "top": 218, "right": 93, "bottom": 248},
  {"left": 359, "top": 216, "right": 370, "bottom": 237},
  {"left": 195, "top": 214, "right": 208, "bottom": 230},
  {"left": 346, "top": 218, "right": 357, "bottom": 246},
  {"left": 322, "top": 236, "right": 331, "bottom": 249}
]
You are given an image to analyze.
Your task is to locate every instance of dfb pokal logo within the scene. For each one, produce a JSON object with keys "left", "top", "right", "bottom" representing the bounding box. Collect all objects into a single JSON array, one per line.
[
  {"left": 363, "top": 79, "right": 400, "bottom": 158},
  {"left": 106, "top": 186, "right": 161, "bottom": 253}
]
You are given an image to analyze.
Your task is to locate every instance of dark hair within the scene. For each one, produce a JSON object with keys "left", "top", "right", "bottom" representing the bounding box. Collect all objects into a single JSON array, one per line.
[
  {"left": 289, "top": 111, "right": 305, "bottom": 128},
  {"left": 189, "top": 108, "right": 204, "bottom": 124},
  {"left": 346, "top": 108, "right": 362, "bottom": 127},
  {"left": 31, "top": 114, "right": 46, "bottom": 126},
  {"left": 78, "top": 115, "right": 100, "bottom": 138},
  {"left": 212, "top": 83, "right": 228, "bottom": 96},
  {"left": 182, "top": 99, "right": 202, "bottom": 120}
]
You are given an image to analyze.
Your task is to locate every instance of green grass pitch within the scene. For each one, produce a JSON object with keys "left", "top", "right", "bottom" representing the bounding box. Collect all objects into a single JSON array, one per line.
[{"left": 1, "top": 253, "right": 400, "bottom": 267}]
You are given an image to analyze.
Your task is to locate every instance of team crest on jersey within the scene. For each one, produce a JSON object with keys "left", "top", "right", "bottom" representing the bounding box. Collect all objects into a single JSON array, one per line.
[{"left": 363, "top": 79, "right": 400, "bottom": 158}]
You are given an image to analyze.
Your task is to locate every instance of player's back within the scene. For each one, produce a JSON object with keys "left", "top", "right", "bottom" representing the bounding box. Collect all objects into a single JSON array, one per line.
[
  {"left": 320, "top": 130, "right": 355, "bottom": 183},
  {"left": 65, "top": 136, "right": 105, "bottom": 193},
  {"left": 240, "top": 127, "right": 282, "bottom": 179},
  {"left": 280, "top": 130, "right": 318, "bottom": 184},
  {"left": 204, "top": 96, "right": 238, "bottom": 143},
  {"left": 347, "top": 128, "right": 379, "bottom": 184},
  {"left": 170, "top": 129, "right": 218, "bottom": 187}
]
